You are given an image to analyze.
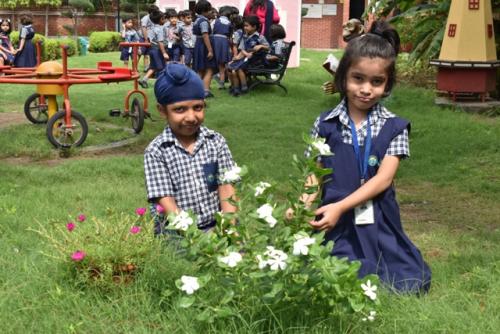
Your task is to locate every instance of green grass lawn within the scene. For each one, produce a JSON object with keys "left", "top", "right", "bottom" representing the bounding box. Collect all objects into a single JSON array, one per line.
[{"left": 0, "top": 50, "right": 499, "bottom": 333}]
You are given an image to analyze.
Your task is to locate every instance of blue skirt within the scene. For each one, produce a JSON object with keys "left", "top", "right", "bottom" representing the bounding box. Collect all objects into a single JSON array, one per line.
[
  {"left": 193, "top": 37, "right": 216, "bottom": 71},
  {"left": 149, "top": 47, "right": 165, "bottom": 71},
  {"left": 212, "top": 35, "right": 230, "bottom": 65},
  {"left": 14, "top": 40, "right": 36, "bottom": 67},
  {"left": 120, "top": 47, "right": 132, "bottom": 61},
  {"left": 227, "top": 58, "right": 248, "bottom": 71}
]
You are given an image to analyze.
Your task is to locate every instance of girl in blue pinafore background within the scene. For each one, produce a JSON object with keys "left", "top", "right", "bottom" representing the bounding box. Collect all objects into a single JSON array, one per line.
[
  {"left": 0, "top": 18, "right": 16, "bottom": 67},
  {"left": 193, "top": 0, "right": 217, "bottom": 98},
  {"left": 299, "top": 21, "right": 431, "bottom": 293},
  {"left": 265, "top": 23, "right": 286, "bottom": 69},
  {"left": 14, "top": 14, "right": 36, "bottom": 68},
  {"left": 139, "top": 11, "right": 168, "bottom": 89},
  {"left": 212, "top": 6, "right": 232, "bottom": 90}
]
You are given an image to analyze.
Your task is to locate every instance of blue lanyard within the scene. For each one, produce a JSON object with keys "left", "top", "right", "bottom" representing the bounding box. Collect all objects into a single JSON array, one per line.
[{"left": 349, "top": 114, "right": 372, "bottom": 183}]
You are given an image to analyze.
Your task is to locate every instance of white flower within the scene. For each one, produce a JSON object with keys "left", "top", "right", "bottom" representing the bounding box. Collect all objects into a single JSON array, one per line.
[
  {"left": 180, "top": 275, "right": 200, "bottom": 295},
  {"left": 311, "top": 137, "right": 332, "bottom": 155},
  {"left": 221, "top": 165, "right": 242, "bottom": 183},
  {"left": 171, "top": 211, "right": 195, "bottom": 231},
  {"left": 361, "top": 280, "right": 378, "bottom": 301},
  {"left": 256, "top": 255, "right": 268, "bottom": 269},
  {"left": 256, "top": 204, "right": 277, "bottom": 228},
  {"left": 219, "top": 252, "right": 242, "bottom": 268},
  {"left": 263, "top": 246, "right": 288, "bottom": 271},
  {"left": 362, "top": 311, "right": 376, "bottom": 322},
  {"left": 254, "top": 182, "right": 271, "bottom": 197},
  {"left": 292, "top": 234, "right": 316, "bottom": 256}
]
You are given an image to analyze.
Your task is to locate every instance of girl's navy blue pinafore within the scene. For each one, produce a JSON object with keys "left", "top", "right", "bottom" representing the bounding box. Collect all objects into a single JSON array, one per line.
[
  {"left": 193, "top": 15, "right": 216, "bottom": 71},
  {"left": 14, "top": 25, "right": 36, "bottom": 68},
  {"left": 317, "top": 112, "right": 431, "bottom": 293},
  {"left": 212, "top": 16, "right": 231, "bottom": 65}
]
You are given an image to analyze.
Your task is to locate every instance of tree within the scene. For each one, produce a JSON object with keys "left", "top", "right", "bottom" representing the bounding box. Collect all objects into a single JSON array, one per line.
[
  {"left": 91, "top": 0, "right": 113, "bottom": 31},
  {"left": 120, "top": 0, "right": 155, "bottom": 23},
  {"left": 35, "top": 0, "right": 63, "bottom": 37},
  {"left": 67, "top": 0, "right": 95, "bottom": 38}
]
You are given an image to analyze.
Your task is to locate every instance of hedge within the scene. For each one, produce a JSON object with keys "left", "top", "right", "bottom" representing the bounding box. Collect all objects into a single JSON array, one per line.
[
  {"left": 88, "top": 32, "right": 122, "bottom": 52},
  {"left": 9, "top": 32, "right": 78, "bottom": 61}
]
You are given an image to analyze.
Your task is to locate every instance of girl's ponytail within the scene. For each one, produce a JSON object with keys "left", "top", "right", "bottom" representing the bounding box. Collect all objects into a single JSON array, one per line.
[{"left": 369, "top": 20, "right": 400, "bottom": 57}]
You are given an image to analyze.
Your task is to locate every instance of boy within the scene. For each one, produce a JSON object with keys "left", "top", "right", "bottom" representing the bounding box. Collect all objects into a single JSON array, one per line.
[
  {"left": 144, "top": 63, "right": 237, "bottom": 234},
  {"left": 164, "top": 9, "right": 182, "bottom": 62},
  {"left": 179, "top": 10, "right": 196, "bottom": 67},
  {"left": 120, "top": 18, "right": 141, "bottom": 67},
  {"left": 139, "top": 10, "right": 168, "bottom": 89},
  {"left": 140, "top": 5, "right": 160, "bottom": 72}
]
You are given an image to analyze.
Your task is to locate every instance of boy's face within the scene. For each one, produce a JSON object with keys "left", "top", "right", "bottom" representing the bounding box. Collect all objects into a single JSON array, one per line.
[
  {"left": 158, "top": 100, "right": 205, "bottom": 140},
  {"left": 169, "top": 16, "right": 178, "bottom": 25},
  {"left": 183, "top": 15, "right": 192, "bottom": 25},
  {"left": 125, "top": 20, "right": 133, "bottom": 29},
  {"left": 244, "top": 22, "right": 257, "bottom": 35}
]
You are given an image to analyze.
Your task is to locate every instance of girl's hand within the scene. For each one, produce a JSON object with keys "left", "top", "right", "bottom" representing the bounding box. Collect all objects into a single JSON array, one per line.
[
  {"left": 163, "top": 52, "right": 169, "bottom": 60},
  {"left": 309, "top": 203, "right": 344, "bottom": 231},
  {"left": 207, "top": 51, "right": 214, "bottom": 60}
]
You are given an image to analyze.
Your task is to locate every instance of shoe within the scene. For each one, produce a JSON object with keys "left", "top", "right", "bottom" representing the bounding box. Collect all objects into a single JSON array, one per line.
[
  {"left": 240, "top": 87, "right": 249, "bottom": 95},
  {"left": 232, "top": 88, "right": 241, "bottom": 97},
  {"left": 138, "top": 79, "right": 149, "bottom": 89},
  {"left": 204, "top": 91, "right": 214, "bottom": 98}
]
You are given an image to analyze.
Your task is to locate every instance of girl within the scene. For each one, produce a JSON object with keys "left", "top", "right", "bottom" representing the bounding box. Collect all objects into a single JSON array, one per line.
[
  {"left": 139, "top": 11, "right": 168, "bottom": 89},
  {"left": 230, "top": 15, "right": 244, "bottom": 58},
  {"left": 193, "top": 0, "right": 217, "bottom": 98},
  {"left": 212, "top": 6, "right": 232, "bottom": 89},
  {"left": 265, "top": 24, "right": 286, "bottom": 69},
  {"left": 120, "top": 18, "right": 141, "bottom": 67},
  {"left": 14, "top": 14, "right": 36, "bottom": 68},
  {"left": 299, "top": 21, "right": 431, "bottom": 293},
  {"left": 243, "top": 0, "right": 280, "bottom": 43},
  {"left": 227, "top": 15, "right": 268, "bottom": 96},
  {"left": 0, "top": 18, "right": 16, "bottom": 67}
]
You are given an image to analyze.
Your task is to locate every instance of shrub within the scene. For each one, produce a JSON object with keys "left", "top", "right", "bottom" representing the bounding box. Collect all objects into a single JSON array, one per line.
[
  {"left": 88, "top": 31, "right": 122, "bottom": 52},
  {"left": 57, "top": 38, "right": 78, "bottom": 56},
  {"left": 9, "top": 32, "right": 78, "bottom": 61}
]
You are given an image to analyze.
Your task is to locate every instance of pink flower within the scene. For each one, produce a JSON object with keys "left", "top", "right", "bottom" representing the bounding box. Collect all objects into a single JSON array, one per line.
[
  {"left": 66, "top": 222, "right": 75, "bottom": 232},
  {"left": 77, "top": 214, "right": 86, "bottom": 222},
  {"left": 135, "top": 207, "right": 147, "bottom": 216},
  {"left": 156, "top": 204, "right": 165, "bottom": 214},
  {"left": 71, "top": 250, "right": 86, "bottom": 262},
  {"left": 130, "top": 226, "right": 141, "bottom": 234}
]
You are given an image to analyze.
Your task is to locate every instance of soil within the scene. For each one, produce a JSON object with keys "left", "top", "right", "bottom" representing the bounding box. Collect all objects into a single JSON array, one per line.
[{"left": 0, "top": 112, "right": 28, "bottom": 129}]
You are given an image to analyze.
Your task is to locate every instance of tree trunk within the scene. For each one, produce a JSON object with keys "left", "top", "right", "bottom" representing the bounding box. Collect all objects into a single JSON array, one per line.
[{"left": 45, "top": 6, "right": 49, "bottom": 37}]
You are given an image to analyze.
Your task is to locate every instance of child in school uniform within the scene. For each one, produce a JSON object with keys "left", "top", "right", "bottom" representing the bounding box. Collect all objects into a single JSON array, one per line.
[
  {"left": 295, "top": 21, "right": 431, "bottom": 293},
  {"left": 212, "top": 6, "right": 232, "bottom": 90},
  {"left": 227, "top": 15, "right": 269, "bottom": 96},
  {"left": 0, "top": 18, "right": 16, "bottom": 67},
  {"left": 139, "top": 11, "right": 168, "bottom": 89},
  {"left": 192, "top": 0, "right": 217, "bottom": 98},
  {"left": 179, "top": 11, "right": 196, "bottom": 68},
  {"left": 230, "top": 15, "right": 244, "bottom": 58},
  {"left": 144, "top": 63, "right": 237, "bottom": 234},
  {"left": 120, "top": 18, "right": 141, "bottom": 67},
  {"left": 164, "top": 9, "right": 182, "bottom": 63},
  {"left": 14, "top": 14, "right": 36, "bottom": 68},
  {"left": 265, "top": 24, "right": 286, "bottom": 69},
  {"left": 140, "top": 5, "right": 160, "bottom": 72}
]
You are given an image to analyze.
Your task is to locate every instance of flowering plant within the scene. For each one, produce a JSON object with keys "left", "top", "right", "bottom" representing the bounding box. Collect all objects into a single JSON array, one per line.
[
  {"left": 157, "top": 137, "right": 380, "bottom": 324},
  {"left": 32, "top": 208, "right": 161, "bottom": 286}
]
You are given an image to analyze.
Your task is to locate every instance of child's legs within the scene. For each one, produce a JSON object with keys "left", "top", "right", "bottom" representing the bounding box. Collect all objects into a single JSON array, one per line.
[
  {"left": 237, "top": 70, "right": 247, "bottom": 87},
  {"left": 202, "top": 68, "right": 213, "bottom": 91},
  {"left": 173, "top": 46, "right": 181, "bottom": 62},
  {"left": 143, "top": 68, "right": 155, "bottom": 80},
  {"left": 218, "top": 64, "right": 226, "bottom": 82},
  {"left": 229, "top": 70, "right": 239, "bottom": 88}
]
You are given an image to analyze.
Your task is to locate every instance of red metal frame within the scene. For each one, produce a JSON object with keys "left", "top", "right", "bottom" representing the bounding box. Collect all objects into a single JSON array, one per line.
[{"left": 0, "top": 42, "right": 151, "bottom": 145}]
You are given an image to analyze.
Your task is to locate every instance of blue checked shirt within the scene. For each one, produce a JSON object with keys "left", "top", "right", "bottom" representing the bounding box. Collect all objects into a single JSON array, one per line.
[
  {"left": 144, "top": 126, "right": 236, "bottom": 228},
  {"left": 306, "top": 99, "right": 410, "bottom": 158}
]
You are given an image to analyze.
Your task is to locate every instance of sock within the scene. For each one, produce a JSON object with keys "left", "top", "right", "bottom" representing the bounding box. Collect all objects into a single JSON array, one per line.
[{"left": 241, "top": 85, "right": 248, "bottom": 91}]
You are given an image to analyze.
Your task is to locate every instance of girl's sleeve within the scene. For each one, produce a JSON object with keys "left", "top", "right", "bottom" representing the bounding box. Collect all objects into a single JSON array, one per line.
[
  {"left": 272, "top": 5, "right": 280, "bottom": 23},
  {"left": 244, "top": 2, "right": 251, "bottom": 16},
  {"left": 386, "top": 129, "right": 410, "bottom": 158},
  {"left": 200, "top": 21, "right": 209, "bottom": 34},
  {"left": 20, "top": 27, "right": 28, "bottom": 39}
]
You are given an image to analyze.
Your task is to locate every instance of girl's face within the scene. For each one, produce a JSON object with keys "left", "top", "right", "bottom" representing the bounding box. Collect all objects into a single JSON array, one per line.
[
  {"left": 1, "top": 21, "right": 10, "bottom": 33},
  {"left": 345, "top": 57, "right": 390, "bottom": 115},
  {"left": 183, "top": 15, "right": 192, "bottom": 25},
  {"left": 244, "top": 22, "right": 257, "bottom": 35}
]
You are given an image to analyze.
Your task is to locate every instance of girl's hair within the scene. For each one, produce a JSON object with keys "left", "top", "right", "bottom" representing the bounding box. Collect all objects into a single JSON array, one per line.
[
  {"left": 165, "top": 9, "right": 178, "bottom": 19},
  {"left": 244, "top": 15, "right": 261, "bottom": 32},
  {"left": 20, "top": 14, "right": 33, "bottom": 25},
  {"left": 178, "top": 10, "right": 186, "bottom": 19},
  {"left": 219, "top": 6, "right": 232, "bottom": 18},
  {"left": 334, "top": 20, "right": 400, "bottom": 97},
  {"left": 121, "top": 17, "right": 133, "bottom": 24},
  {"left": 231, "top": 15, "right": 244, "bottom": 30},
  {"left": 0, "top": 18, "right": 12, "bottom": 35},
  {"left": 250, "top": 0, "right": 266, "bottom": 13},
  {"left": 149, "top": 10, "right": 163, "bottom": 25},
  {"left": 148, "top": 5, "right": 160, "bottom": 15},
  {"left": 269, "top": 24, "right": 285, "bottom": 40},
  {"left": 195, "top": 0, "right": 212, "bottom": 15}
]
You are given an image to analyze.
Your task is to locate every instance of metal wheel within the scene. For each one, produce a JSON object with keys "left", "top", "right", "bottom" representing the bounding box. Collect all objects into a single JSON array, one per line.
[
  {"left": 130, "top": 97, "right": 145, "bottom": 134},
  {"left": 46, "top": 110, "right": 88, "bottom": 148},
  {"left": 24, "top": 93, "right": 54, "bottom": 124}
]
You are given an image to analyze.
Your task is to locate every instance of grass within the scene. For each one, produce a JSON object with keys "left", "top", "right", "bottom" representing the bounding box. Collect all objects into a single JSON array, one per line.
[{"left": 0, "top": 50, "right": 499, "bottom": 333}]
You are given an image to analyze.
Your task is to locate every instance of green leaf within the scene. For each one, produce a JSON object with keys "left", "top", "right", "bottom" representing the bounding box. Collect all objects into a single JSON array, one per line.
[
  {"left": 220, "top": 290, "right": 234, "bottom": 304},
  {"left": 178, "top": 296, "right": 195, "bottom": 308}
]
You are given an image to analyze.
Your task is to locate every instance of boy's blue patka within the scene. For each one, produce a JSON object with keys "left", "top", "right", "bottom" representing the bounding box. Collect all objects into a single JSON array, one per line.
[{"left": 154, "top": 63, "right": 205, "bottom": 105}]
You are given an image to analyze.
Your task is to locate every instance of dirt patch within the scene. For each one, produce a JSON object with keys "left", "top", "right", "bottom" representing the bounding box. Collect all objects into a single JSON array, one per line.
[{"left": 0, "top": 112, "right": 28, "bottom": 129}]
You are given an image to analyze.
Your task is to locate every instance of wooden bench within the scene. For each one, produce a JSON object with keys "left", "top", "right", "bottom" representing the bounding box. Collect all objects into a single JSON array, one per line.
[{"left": 246, "top": 41, "right": 296, "bottom": 94}]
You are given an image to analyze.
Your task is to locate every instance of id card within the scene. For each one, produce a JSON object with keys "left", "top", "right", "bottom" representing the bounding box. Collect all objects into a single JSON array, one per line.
[
  {"left": 354, "top": 200, "right": 375, "bottom": 225},
  {"left": 168, "top": 42, "right": 173, "bottom": 48}
]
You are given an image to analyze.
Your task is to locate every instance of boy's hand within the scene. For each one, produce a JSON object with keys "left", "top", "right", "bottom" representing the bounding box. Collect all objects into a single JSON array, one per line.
[{"left": 309, "top": 203, "right": 343, "bottom": 231}]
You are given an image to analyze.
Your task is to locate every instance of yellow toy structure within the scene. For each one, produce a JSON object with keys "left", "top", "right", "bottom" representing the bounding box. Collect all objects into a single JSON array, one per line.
[
  {"left": 430, "top": 0, "right": 499, "bottom": 101},
  {"left": 35, "top": 61, "right": 64, "bottom": 120}
]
